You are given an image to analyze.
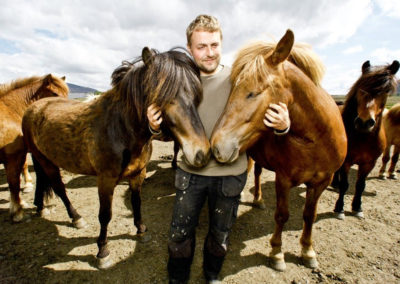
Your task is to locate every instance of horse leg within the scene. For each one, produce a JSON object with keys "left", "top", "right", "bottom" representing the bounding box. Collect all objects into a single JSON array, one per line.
[
  {"left": 269, "top": 176, "right": 292, "bottom": 271},
  {"left": 253, "top": 163, "right": 265, "bottom": 209},
  {"left": 351, "top": 162, "right": 375, "bottom": 218},
  {"left": 378, "top": 145, "right": 391, "bottom": 179},
  {"left": 330, "top": 170, "right": 340, "bottom": 188},
  {"left": 300, "top": 177, "right": 331, "bottom": 269},
  {"left": 96, "top": 175, "right": 118, "bottom": 269},
  {"left": 334, "top": 163, "right": 351, "bottom": 220},
  {"left": 129, "top": 168, "right": 149, "bottom": 242},
  {"left": 171, "top": 141, "right": 179, "bottom": 169},
  {"left": 388, "top": 146, "right": 399, "bottom": 179},
  {"left": 22, "top": 154, "right": 34, "bottom": 192},
  {"left": 5, "top": 153, "right": 27, "bottom": 222},
  {"left": 31, "top": 154, "right": 85, "bottom": 228}
]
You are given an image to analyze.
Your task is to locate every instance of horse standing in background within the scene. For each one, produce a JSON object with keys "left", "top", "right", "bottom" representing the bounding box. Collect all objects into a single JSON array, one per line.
[
  {"left": 0, "top": 74, "right": 68, "bottom": 222},
  {"left": 22, "top": 47, "right": 210, "bottom": 269},
  {"left": 378, "top": 103, "right": 400, "bottom": 179},
  {"left": 333, "top": 60, "right": 399, "bottom": 219},
  {"left": 211, "top": 30, "right": 347, "bottom": 271}
]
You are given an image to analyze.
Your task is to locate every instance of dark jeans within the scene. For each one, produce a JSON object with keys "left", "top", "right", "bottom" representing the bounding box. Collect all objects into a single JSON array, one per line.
[{"left": 168, "top": 168, "right": 247, "bottom": 283}]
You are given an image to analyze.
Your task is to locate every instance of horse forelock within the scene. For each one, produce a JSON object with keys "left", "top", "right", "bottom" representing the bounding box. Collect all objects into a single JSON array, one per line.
[
  {"left": 231, "top": 41, "right": 325, "bottom": 89},
  {"left": 111, "top": 48, "right": 202, "bottom": 121},
  {"left": 344, "top": 63, "right": 398, "bottom": 110}
]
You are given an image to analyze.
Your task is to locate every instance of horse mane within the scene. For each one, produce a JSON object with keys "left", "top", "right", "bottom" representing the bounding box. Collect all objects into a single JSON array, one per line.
[
  {"left": 343, "top": 63, "right": 399, "bottom": 118},
  {"left": 110, "top": 47, "right": 202, "bottom": 121},
  {"left": 0, "top": 74, "right": 69, "bottom": 98},
  {"left": 231, "top": 41, "right": 325, "bottom": 88}
]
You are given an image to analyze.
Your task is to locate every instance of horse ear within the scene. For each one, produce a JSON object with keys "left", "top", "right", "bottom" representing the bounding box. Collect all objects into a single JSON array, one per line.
[
  {"left": 61, "top": 76, "right": 66, "bottom": 81},
  {"left": 43, "top": 74, "right": 53, "bottom": 85},
  {"left": 142, "top": 47, "right": 154, "bottom": 66},
  {"left": 268, "top": 29, "right": 294, "bottom": 66},
  {"left": 389, "top": 60, "right": 399, "bottom": 75},
  {"left": 361, "top": 61, "right": 371, "bottom": 74}
]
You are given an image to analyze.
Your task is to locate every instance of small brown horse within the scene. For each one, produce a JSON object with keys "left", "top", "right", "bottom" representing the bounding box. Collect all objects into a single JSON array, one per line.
[
  {"left": 22, "top": 47, "right": 210, "bottom": 269},
  {"left": 379, "top": 103, "right": 400, "bottom": 179},
  {"left": 210, "top": 30, "right": 347, "bottom": 271},
  {"left": 333, "top": 60, "right": 399, "bottom": 219},
  {"left": 0, "top": 74, "right": 68, "bottom": 221}
]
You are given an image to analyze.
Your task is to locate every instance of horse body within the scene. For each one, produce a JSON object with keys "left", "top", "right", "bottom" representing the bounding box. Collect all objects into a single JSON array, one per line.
[
  {"left": 379, "top": 103, "right": 400, "bottom": 179},
  {"left": 333, "top": 60, "right": 399, "bottom": 219},
  {"left": 0, "top": 75, "right": 68, "bottom": 221},
  {"left": 23, "top": 47, "right": 210, "bottom": 269},
  {"left": 211, "top": 30, "right": 347, "bottom": 270}
]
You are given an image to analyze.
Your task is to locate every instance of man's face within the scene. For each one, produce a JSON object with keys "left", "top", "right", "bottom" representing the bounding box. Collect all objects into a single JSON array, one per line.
[{"left": 187, "top": 30, "right": 222, "bottom": 75}]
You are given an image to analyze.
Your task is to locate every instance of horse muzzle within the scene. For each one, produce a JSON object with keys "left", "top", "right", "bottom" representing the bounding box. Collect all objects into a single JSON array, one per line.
[{"left": 354, "top": 116, "right": 375, "bottom": 132}]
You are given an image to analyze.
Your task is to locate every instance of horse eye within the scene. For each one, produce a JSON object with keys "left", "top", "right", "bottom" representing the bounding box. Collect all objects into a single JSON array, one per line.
[{"left": 246, "top": 92, "right": 259, "bottom": 99}]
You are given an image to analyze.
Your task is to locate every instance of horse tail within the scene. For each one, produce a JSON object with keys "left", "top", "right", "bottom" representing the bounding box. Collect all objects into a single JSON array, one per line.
[{"left": 31, "top": 156, "right": 54, "bottom": 209}]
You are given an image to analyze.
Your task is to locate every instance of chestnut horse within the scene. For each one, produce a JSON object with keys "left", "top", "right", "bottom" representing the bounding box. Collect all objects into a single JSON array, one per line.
[
  {"left": 333, "top": 60, "right": 399, "bottom": 220},
  {"left": 0, "top": 74, "right": 68, "bottom": 222},
  {"left": 210, "top": 30, "right": 347, "bottom": 271},
  {"left": 379, "top": 103, "right": 400, "bottom": 179},
  {"left": 22, "top": 47, "right": 210, "bottom": 269}
]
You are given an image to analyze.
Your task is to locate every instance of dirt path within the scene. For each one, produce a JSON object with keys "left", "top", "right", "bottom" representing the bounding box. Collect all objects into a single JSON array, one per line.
[{"left": 0, "top": 141, "right": 399, "bottom": 283}]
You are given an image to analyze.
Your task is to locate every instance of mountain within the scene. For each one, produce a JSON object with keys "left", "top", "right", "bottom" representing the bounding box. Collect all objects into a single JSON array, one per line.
[{"left": 67, "top": 83, "right": 99, "bottom": 99}]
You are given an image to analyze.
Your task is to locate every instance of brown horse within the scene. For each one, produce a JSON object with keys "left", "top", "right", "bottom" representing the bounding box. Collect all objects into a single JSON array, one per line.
[
  {"left": 0, "top": 74, "right": 68, "bottom": 222},
  {"left": 333, "top": 60, "right": 399, "bottom": 219},
  {"left": 210, "top": 30, "right": 347, "bottom": 271},
  {"left": 22, "top": 47, "right": 210, "bottom": 269},
  {"left": 379, "top": 103, "right": 400, "bottom": 179}
]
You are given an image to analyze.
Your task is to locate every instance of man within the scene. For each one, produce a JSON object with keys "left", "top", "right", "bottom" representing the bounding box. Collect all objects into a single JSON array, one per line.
[{"left": 147, "top": 15, "right": 290, "bottom": 284}]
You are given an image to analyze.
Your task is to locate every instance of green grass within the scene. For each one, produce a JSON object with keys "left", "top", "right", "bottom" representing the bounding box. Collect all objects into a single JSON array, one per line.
[{"left": 333, "top": 95, "right": 400, "bottom": 109}]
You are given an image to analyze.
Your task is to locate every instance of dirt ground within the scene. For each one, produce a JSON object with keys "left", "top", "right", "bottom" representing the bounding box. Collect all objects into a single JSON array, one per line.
[{"left": 0, "top": 140, "right": 399, "bottom": 284}]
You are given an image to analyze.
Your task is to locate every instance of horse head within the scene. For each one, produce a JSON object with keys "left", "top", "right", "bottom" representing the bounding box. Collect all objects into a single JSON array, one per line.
[
  {"left": 34, "top": 74, "right": 69, "bottom": 100},
  {"left": 142, "top": 47, "right": 210, "bottom": 167},
  {"left": 352, "top": 60, "right": 399, "bottom": 132}
]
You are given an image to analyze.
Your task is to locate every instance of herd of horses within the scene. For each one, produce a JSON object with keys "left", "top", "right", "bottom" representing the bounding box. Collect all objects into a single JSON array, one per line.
[{"left": 0, "top": 30, "right": 399, "bottom": 271}]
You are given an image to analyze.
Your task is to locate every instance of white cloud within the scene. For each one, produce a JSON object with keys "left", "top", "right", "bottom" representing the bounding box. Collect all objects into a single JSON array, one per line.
[
  {"left": 374, "top": 0, "right": 400, "bottom": 18},
  {"left": 370, "top": 47, "right": 400, "bottom": 64},
  {"left": 343, "top": 45, "right": 364, "bottom": 54}
]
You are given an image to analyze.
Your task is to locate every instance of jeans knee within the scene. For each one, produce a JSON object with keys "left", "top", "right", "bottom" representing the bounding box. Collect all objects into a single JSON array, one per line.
[
  {"left": 168, "top": 238, "right": 193, "bottom": 258},
  {"left": 205, "top": 233, "right": 227, "bottom": 257}
]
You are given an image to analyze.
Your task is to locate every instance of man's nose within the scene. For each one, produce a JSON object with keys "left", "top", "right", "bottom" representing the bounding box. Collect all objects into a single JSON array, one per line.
[{"left": 206, "top": 46, "right": 214, "bottom": 56}]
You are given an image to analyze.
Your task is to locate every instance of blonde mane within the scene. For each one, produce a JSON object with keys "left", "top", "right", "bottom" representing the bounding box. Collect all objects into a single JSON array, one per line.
[
  {"left": 231, "top": 41, "right": 325, "bottom": 88},
  {"left": 0, "top": 75, "right": 68, "bottom": 98}
]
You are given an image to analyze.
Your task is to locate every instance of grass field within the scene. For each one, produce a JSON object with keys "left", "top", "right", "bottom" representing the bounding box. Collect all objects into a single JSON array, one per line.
[{"left": 333, "top": 95, "right": 400, "bottom": 109}]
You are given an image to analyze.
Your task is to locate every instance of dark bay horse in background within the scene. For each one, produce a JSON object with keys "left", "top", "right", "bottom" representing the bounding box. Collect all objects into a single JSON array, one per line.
[
  {"left": 333, "top": 60, "right": 399, "bottom": 220},
  {"left": 379, "top": 103, "right": 400, "bottom": 179},
  {"left": 210, "top": 30, "right": 347, "bottom": 271},
  {"left": 22, "top": 47, "right": 210, "bottom": 269},
  {"left": 0, "top": 74, "right": 68, "bottom": 222}
]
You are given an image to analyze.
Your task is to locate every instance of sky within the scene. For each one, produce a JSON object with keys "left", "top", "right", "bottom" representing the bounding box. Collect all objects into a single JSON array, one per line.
[{"left": 0, "top": 0, "right": 399, "bottom": 95}]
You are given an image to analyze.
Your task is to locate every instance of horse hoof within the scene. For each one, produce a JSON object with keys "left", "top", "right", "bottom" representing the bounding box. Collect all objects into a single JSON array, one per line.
[
  {"left": 352, "top": 211, "right": 364, "bottom": 219},
  {"left": 378, "top": 174, "right": 387, "bottom": 180},
  {"left": 97, "top": 255, "right": 114, "bottom": 270},
  {"left": 23, "top": 184, "right": 34, "bottom": 193},
  {"left": 389, "top": 173, "right": 397, "bottom": 180},
  {"left": 302, "top": 257, "right": 318, "bottom": 269},
  {"left": 253, "top": 200, "right": 266, "bottom": 210},
  {"left": 137, "top": 232, "right": 152, "bottom": 243},
  {"left": 270, "top": 258, "right": 286, "bottom": 271},
  {"left": 38, "top": 208, "right": 51, "bottom": 217},
  {"left": 12, "top": 212, "right": 24, "bottom": 223},
  {"left": 73, "top": 217, "right": 88, "bottom": 229},
  {"left": 335, "top": 212, "right": 345, "bottom": 220}
]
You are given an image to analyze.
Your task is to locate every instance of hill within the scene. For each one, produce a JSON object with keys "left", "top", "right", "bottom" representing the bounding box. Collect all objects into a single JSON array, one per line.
[{"left": 67, "top": 83, "right": 99, "bottom": 99}]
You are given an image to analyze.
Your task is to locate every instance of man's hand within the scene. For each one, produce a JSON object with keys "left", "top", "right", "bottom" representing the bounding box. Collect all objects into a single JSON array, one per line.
[
  {"left": 264, "top": 102, "right": 290, "bottom": 131},
  {"left": 147, "top": 104, "right": 163, "bottom": 132}
]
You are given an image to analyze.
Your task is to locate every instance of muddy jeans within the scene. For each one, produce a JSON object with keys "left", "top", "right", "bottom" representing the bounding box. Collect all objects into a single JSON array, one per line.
[{"left": 168, "top": 168, "right": 247, "bottom": 283}]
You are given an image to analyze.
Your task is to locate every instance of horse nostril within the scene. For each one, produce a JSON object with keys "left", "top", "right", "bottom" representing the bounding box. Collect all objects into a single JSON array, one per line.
[
  {"left": 195, "top": 150, "right": 205, "bottom": 165},
  {"left": 212, "top": 146, "right": 221, "bottom": 160},
  {"left": 365, "top": 118, "right": 375, "bottom": 129}
]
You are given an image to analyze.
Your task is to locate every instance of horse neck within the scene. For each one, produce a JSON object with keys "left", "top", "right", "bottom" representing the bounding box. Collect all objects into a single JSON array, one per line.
[
  {"left": 99, "top": 90, "right": 151, "bottom": 147},
  {"left": 1, "top": 81, "right": 43, "bottom": 117}
]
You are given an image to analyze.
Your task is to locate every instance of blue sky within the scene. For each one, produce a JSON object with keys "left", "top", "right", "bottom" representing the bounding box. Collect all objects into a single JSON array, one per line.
[{"left": 0, "top": 0, "right": 399, "bottom": 94}]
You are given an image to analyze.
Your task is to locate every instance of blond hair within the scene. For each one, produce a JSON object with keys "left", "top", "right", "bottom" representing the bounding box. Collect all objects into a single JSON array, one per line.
[{"left": 186, "top": 14, "right": 222, "bottom": 46}]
